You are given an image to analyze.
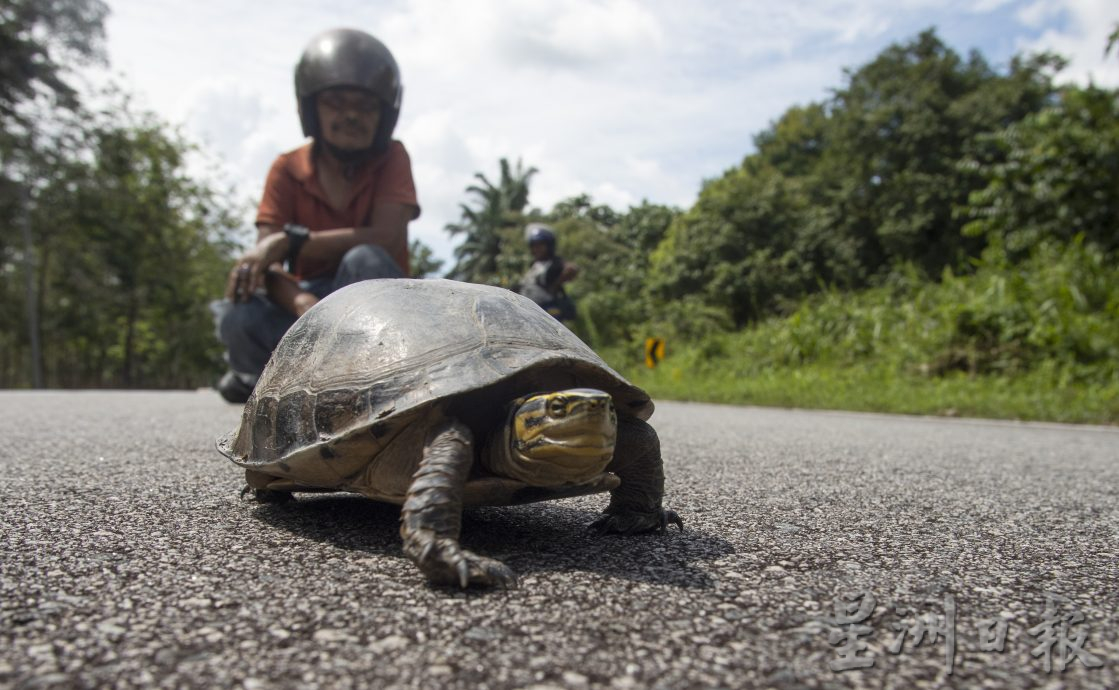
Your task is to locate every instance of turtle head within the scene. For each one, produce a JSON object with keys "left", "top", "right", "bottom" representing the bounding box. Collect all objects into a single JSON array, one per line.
[{"left": 481, "top": 388, "right": 617, "bottom": 487}]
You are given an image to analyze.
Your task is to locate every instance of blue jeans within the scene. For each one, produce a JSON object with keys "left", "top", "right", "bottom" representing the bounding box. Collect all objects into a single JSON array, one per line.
[{"left": 212, "top": 244, "right": 403, "bottom": 383}]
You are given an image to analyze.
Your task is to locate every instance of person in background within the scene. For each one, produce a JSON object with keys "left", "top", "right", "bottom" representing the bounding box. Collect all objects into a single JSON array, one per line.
[
  {"left": 214, "top": 28, "right": 420, "bottom": 403},
  {"left": 517, "top": 223, "right": 578, "bottom": 323}
]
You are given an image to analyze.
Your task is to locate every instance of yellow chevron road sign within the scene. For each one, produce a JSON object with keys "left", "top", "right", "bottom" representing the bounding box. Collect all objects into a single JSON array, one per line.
[{"left": 644, "top": 337, "right": 666, "bottom": 368}]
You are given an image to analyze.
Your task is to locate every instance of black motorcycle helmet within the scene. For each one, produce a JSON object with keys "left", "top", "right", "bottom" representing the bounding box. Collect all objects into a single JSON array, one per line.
[
  {"left": 525, "top": 223, "right": 557, "bottom": 254},
  {"left": 295, "top": 28, "right": 402, "bottom": 155}
]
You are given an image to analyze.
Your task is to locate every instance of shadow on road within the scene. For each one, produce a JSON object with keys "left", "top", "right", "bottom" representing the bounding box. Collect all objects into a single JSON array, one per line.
[{"left": 250, "top": 494, "right": 731, "bottom": 590}]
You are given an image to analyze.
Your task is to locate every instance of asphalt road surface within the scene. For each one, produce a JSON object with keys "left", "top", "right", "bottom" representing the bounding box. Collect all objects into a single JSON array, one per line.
[{"left": 1, "top": 391, "right": 1116, "bottom": 689}]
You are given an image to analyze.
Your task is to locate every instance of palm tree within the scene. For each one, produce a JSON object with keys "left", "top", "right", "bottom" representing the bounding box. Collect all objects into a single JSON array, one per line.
[
  {"left": 409, "top": 238, "right": 444, "bottom": 278},
  {"left": 445, "top": 158, "right": 537, "bottom": 283}
]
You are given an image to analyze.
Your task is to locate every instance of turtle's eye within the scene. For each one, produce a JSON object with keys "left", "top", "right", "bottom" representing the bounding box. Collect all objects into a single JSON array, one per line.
[{"left": 548, "top": 396, "right": 568, "bottom": 418}]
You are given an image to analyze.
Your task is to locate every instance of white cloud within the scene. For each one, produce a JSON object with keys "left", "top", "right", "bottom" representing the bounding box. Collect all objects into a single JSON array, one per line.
[
  {"left": 1017, "top": 0, "right": 1119, "bottom": 87},
  {"left": 383, "top": 0, "right": 663, "bottom": 73},
  {"left": 1017, "top": 0, "right": 1064, "bottom": 28},
  {"left": 504, "top": 0, "right": 664, "bottom": 68},
  {"left": 968, "top": 0, "right": 1018, "bottom": 11}
]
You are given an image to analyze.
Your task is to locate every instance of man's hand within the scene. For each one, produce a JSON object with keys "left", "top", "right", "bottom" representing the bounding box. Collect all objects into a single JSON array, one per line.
[
  {"left": 558, "top": 262, "right": 579, "bottom": 285},
  {"left": 264, "top": 265, "right": 319, "bottom": 317},
  {"left": 225, "top": 232, "right": 290, "bottom": 302}
]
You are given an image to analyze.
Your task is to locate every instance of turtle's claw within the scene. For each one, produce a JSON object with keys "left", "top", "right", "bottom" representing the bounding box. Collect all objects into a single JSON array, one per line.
[
  {"left": 589, "top": 507, "right": 684, "bottom": 535},
  {"left": 664, "top": 509, "right": 684, "bottom": 531},
  {"left": 419, "top": 539, "right": 437, "bottom": 565},
  {"left": 456, "top": 558, "right": 470, "bottom": 589},
  {"left": 476, "top": 557, "right": 518, "bottom": 590},
  {"left": 452, "top": 550, "right": 517, "bottom": 589},
  {"left": 410, "top": 536, "right": 518, "bottom": 589}
]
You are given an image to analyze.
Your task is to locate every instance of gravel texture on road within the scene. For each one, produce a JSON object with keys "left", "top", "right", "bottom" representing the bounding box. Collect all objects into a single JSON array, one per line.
[{"left": 1, "top": 391, "right": 1116, "bottom": 689}]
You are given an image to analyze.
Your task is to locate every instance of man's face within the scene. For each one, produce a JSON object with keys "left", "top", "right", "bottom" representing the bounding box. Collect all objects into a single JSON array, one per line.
[
  {"left": 316, "top": 87, "right": 381, "bottom": 151},
  {"left": 529, "top": 241, "right": 551, "bottom": 260}
]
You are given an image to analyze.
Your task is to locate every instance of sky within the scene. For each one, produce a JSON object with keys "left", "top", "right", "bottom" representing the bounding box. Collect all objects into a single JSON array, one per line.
[{"left": 98, "top": 0, "right": 1118, "bottom": 270}]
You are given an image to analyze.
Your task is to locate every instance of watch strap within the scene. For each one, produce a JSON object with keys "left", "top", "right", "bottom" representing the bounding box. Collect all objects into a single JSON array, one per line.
[{"left": 283, "top": 224, "right": 310, "bottom": 272}]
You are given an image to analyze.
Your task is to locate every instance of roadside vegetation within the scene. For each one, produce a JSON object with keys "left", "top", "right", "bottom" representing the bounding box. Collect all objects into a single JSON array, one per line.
[
  {"left": 1, "top": 0, "right": 242, "bottom": 388},
  {"left": 3, "top": 6, "right": 1116, "bottom": 423},
  {"left": 444, "top": 30, "right": 1119, "bottom": 425},
  {"left": 609, "top": 238, "right": 1119, "bottom": 424}
]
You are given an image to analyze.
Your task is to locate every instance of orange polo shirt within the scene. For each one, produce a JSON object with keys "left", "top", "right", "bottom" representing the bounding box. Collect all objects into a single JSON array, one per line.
[{"left": 256, "top": 140, "right": 420, "bottom": 279}]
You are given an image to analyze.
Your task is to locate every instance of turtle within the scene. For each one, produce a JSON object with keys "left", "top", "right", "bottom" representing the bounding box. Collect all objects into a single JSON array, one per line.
[{"left": 217, "top": 278, "right": 681, "bottom": 588}]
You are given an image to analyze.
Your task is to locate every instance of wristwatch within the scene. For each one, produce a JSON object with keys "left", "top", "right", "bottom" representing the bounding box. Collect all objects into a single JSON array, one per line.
[{"left": 282, "top": 224, "right": 310, "bottom": 272}]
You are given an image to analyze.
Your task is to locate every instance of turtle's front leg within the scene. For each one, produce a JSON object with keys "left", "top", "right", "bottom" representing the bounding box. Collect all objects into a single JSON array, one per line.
[
  {"left": 400, "top": 416, "right": 517, "bottom": 589},
  {"left": 241, "top": 470, "right": 293, "bottom": 503},
  {"left": 590, "top": 415, "right": 683, "bottom": 534}
]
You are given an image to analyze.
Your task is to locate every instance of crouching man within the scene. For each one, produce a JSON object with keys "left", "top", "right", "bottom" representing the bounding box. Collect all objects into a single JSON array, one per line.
[{"left": 214, "top": 28, "right": 420, "bottom": 403}]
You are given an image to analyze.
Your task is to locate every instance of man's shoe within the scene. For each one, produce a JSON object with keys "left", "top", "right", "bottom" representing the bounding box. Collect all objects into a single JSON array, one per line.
[{"left": 216, "top": 370, "right": 255, "bottom": 404}]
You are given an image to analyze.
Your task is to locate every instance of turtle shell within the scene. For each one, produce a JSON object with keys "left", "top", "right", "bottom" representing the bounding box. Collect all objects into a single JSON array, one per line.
[{"left": 218, "top": 279, "right": 652, "bottom": 500}]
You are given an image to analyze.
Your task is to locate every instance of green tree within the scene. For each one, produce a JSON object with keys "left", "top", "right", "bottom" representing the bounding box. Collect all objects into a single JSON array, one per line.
[
  {"left": 752, "top": 103, "right": 829, "bottom": 178},
  {"left": 445, "top": 157, "right": 537, "bottom": 283},
  {"left": 76, "top": 117, "right": 240, "bottom": 386},
  {"left": 822, "top": 30, "right": 1059, "bottom": 274},
  {"left": 409, "top": 237, "right": 444, "bottom": 278},
  {"left": 1, "top": 101, "right": 243, "bottom": 388},
  {"left": 648, "top": 29, "right": 1061, "bottom": 327},
  {"left": 562, "top": 200, "right": 680, "bottom": 346},
  {"left": 649, "top": 161, "right": 828, "bottom": 325},
  {"left": 0, "top": 0, "right": 108, "bottom": 127},
  {"left": 961, "top": 85, "right": 1119, "bottom": 258},
  {"left": 1, "top": 0, "right": 110, "bottom": 386}
]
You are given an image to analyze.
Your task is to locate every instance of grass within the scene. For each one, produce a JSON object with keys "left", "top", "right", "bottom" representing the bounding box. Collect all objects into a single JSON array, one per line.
[
  {"left": 607, "top": 356, "right": 1119, "bottom": 425},
  {"left": 597, "top": 240, "right": 1119, "bottom": 425}
]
